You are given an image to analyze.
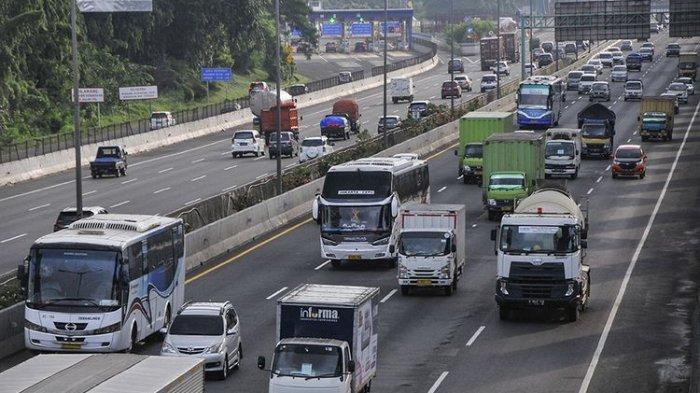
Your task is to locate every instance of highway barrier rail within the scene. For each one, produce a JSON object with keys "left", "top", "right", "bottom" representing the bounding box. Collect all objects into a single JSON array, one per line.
[{"left": 0, "top": 42, "right": 437, "bottom": 164}]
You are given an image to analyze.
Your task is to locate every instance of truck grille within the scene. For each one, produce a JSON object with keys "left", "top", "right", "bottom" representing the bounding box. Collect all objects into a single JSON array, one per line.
[{"left": 508, "top": 262, "right": 566, "bottom": 299}]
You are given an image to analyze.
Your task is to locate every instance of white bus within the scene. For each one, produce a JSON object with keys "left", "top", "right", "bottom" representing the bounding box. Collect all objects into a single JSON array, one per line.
[
  {"left": 18, "top": 214, "right": 185, "bottom": 352},
  {"left": 312, "top": 155, "right": 430, "bottom": 268}
]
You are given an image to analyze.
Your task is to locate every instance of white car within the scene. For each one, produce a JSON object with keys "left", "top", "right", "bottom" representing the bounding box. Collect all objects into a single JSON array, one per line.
[
  {"left": 667, "top": 82, "right": 689, "bottom": 104},
  {"left": 611, "top": 65, "right": 628, "bottom": 82},
  {"left": 491, "top": 61, "right": 510, "bottom": 76},
  {"left": 660, "top": 92, "right": 680, "bottom": 114},
  {"left": 299, "top": 136, "right": 334, "bottom": 163},
  {"left": 597, "top": 52, "right": 614, "bottom": 67},
  {"left": 453, "top": 74, "right": 473, "bottom": 91},
  {"left": 607, "top": 48, "right": 625, "bottom": 64},
  {"left": 480, "top": 74, "right": 498, "bottom": 92},
  {"left": 161, "top": 302, "right": 242, "bottom": 380},
  {"left": 624, "top": 80, "right": 643, "bottom": 101},
  {"left": 587, "top": 59, "right": 604, "bottom": 74},
  {"left": 150, "top": 111, "right": 176, "bottom": 130},
  {"left": 676, "top": 77, "right": 695, "bottom": 95},
  {"left": 524, "top": 63, "right": 537, "bottom": 76},
  {"left": 578, "top": 73, "right": 597, "bottom": 95},
  {"left": 231, "top": 130, "right": 265, "bottom": 158}
]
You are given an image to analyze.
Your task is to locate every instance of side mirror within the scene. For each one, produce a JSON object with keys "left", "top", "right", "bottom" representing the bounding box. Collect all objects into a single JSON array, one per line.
[
  {"left": 17, "top": 263, "right": 27, "bottom": 292},
  {"left": 389, "top": 245, "right": 396, "bottom": 254},
  {"left": 347, "top": 360, "right": 355, "bottom": 373},
  {"left": 312, "top": 196, "right": 320, "bottom": 223},
  {"left": 451, "top": 243, "right": 457, "bottom": 253},
  {"left": 454, "top": 149, "right": 458, "bottom": 156},
  {"left": 390, "top": 196, "right": 400, "bottom": 218},
  {"left": 331, "top": 142, "right": 336, "bottom": 146},
  {"left": 581, "top": 239, "right": 588, "bottom": 249},
  {"left": 299, "top": 116, "right": 304, "bottom": 121},
  {"left": 257, "top": 356, "right": 266, "bottom": 370},
  {"left": 490, "top": 229, "right": 497, "bottom": 241}
]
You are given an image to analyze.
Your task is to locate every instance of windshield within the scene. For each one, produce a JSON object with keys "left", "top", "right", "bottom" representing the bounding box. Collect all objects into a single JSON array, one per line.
[
  {"left": 616, "top": 149, "right": 642, "bottom": 159},
  {"left": 640, "top": 48, "right": 651, "bottom": 54},
  {"left": 27, "top": 248, "right": 119, "bottom": 308},
  {"left": 302, "top": 139, "right": 323, "bottom": 147},
  {"left": 465, "top": 144, "right": 483, "bottom": 158},
  {"left": 380, "top": 117, "right": 398, "bottom": 126},
  {"left": 568, "top": 72, "right": 583, "bottom": 80},
  {"left": 613, "top": 66, "right": 626, "bottom": 72},
  {"left": 546, "top": 141, "right": 575, "bottom": 158},
  {"left": 482, "top": 76, "right": 496, "bottom": 83},
  {"left": 668, "top": 44, "right": 680, "bottom": 50},
  {"left": 399, "top": 232, "right": 450, "bottom": 257},
  {"left": 581, "top": 124, "right": 608, "bottom": 137},
  {"left": 588, "top": 60, "right": 601, "bottom": 65},
  {"left": 270, "top": 133, "right": 291, "bottom": 142},
  {"left": 580, "top": 66, "right": 595, "bottom": 73},
  {"left": 489, "top": 176, "right": 524, "bottom": 187},
  {"left": 323, "top": 171, "right": 392, "bottom": 199},
  {"left": 518, "top": 85, "right": 550, "bottom": 109},
  {"left": 599, "top": 53, "right": 612, "bottom": 59},
  {"left": 151, "top": 113, "right": 168, "bottom": 119},
  {"left": 500, "top": 225, "right": 578, "bottom": 253},
  {"left": 626, "top": 82, "right": 642, "bottom": 90},
  {"left": 581, "top": 75, "right": 595, "bottom": 82},
  {"left": 409, "top": 103, "right": 428, "bottom": 111},
  {"left": 169, "top": 314, "right": 223, "bottom": 336},
  {"left": 56, "top": 211, "right": 95, "bottom": 227},
  {"left": 321, "top": 205, "right": 391, "bottom": 233},
  {"left": 96, "top": 147, "right": 119, "bottom": 158},
  {"left": 273, "top": 344, "right": 342, "bottom": 378},
  {"left": 591, "top": 84, "right": 608, "bottom": 92},
  {"left": 234, "top": 131, "right": 254, "bottom": 140},
  {"left": 669, "top": 83, "right": 686, "bottom": 91}
]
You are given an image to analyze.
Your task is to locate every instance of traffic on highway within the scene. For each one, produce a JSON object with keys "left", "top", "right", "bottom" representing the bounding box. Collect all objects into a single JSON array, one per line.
[{"left": 1, "top": 6, "right": 700, "bottom": 393}]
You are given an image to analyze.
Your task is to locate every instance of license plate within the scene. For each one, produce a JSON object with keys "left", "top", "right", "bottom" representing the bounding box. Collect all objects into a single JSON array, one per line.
[
  {"left": 416, "top": 279, "right": 432, "bottom": 286},
  {"left": 554, "top": 169, "right": 564, "bottom": 172},
  {"left": 501, "top": 206, "right": 512, "bottom": 212},
  {"left": 348, "top": 255, "right": 361, "bottom": 261},
  {"left": 239, "top": 142, "right": 247, "bottom": 146},
  {"left": 528, "top": 299, "right": 545, "bottom": 306},
  {"left": 61, "top": 343, "right": 82, "bottom": 350}
]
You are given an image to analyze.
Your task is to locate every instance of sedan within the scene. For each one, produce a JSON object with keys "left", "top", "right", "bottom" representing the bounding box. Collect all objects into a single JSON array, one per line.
[
  {"left": 676, "top": 77, "right": 695, "bottom": 95},
  {"left": 589, "top": 81, "right": 611, "bottom": 101},
  {"left": 667, "top": 82, "right": 689, "bottom": 103},
  {"left": 453, "top": 74, "right": 472, "bottom": 92},
  {"left": 639, "top": 48, "right": 654, "bottom": 62},
  {"left": 612, "top": 145, "right": 647, "bottom": 179},
  {"left": 441, "top": 81, "right": 462, "bottom": 99},
  {"left": 611, "top": 65, "right": 628, "bottom": 82},
  {"left": 378, "top": 115, "right": 401, "bottom": 133},
  {"left": 620, "top": 41, "right": 633, "bottom": 51},
  {"left": 587, "top": 59, "right": 604, "bottom": 74}
]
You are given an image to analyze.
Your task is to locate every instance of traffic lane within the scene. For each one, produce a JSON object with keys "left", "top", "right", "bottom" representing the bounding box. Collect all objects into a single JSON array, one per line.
[{"left": 585, "top": 86, "right": 700, "bottom": 392}]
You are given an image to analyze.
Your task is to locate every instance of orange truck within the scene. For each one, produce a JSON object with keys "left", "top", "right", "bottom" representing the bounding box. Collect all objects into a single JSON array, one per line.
[{"left": 251, "top": 90, "right": 300, "bottom": 144}]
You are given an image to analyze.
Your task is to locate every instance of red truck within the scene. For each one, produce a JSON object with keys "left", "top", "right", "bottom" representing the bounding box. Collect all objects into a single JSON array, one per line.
[
  {"left": 480, "top": 37, "right": 502, "bottom": 71},
  {"left": 251, "top": 90, "right": 300, "bottom": 144},
  {"left": 502, "top": 32, "right": 520, "bottom": 63}
]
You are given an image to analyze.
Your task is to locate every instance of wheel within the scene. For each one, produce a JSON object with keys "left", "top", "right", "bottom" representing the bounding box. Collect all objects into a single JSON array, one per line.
[
  {"left": 234, "top": 343, "right": 242, "bottom": 370},
  {"left": 571, "top": 169, "right": 578, "bottom": 179},
  {"left": 254, "top": 151, "right": 260, "bottom": 157},
  {"left": 91, "top": 173, "right": 97, "bottom": 179},
  {"left": 120, "top": 168, "right": 126, "bottom": 176},
  {"left": 499, "top": 306, "right": 510, "bottom": 320},
  {"left": 487, "top": 210, "right": 497, "bottom": 221},
  {"left": 462, "top": 175, "right": 469, "bottom": 184},
  {"left": 330, "top": 259, "right": 341, "bottom": 269},
  {"left": 641, "top": 136, "right": 648, "bottom": 142},
  {"left": 232, "top": 153, "right": 237, "bottom": 158},
  {"left": 217, "top": 355, "right": 229, "bottom": 380},
  {"left": 567, "top": 304, "right": 580, "bottom": 322},
  {"left": 392, "top": 98, "right": 398, "bottom": 104},
  {"left": 126, "top": 325, "right": 138, "bottom": 353},
  {"left": 269, "top": 153, "right": 275, "bottom": 160},
  {"left": 639, "top": 171, "right": 646, "bottom": 179},
  {"left": 400, "top": 286, "right": 410, "bottom": 296},
  {"left": 612, "top": 173, "right": 618, "bottom": 179},
  {"left": 115, "top": 169, "right": 120, "bottom": 178},
  {"left": 161, "top": 306, "right": 171, "bottom": 338},
  {"left": 444, "top": 284, "right": 453, "bottom": 296}
]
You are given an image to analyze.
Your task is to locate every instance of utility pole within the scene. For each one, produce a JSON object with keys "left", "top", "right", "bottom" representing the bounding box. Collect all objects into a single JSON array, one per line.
[
  {"left": 383, "top": 0, "right": 388, "bottom": 148},
  {"left": 450, "top": 0, "right": 454, "bottom": 115},
  {"left": 496, "top": 0, "right": 501, "bottom": 99},
  {"left": 529, "top": 0, "right": 533, "bottom": 70},
  {"left": 71, "top": 0, "right": 83, "bottom": 218},
  {"left": 275, "top": 0, "right": 282, "bottom": 194}
]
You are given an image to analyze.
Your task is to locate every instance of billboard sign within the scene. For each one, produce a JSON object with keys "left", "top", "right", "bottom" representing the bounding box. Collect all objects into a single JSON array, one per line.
[
  {"left": 200, "top": 68, "right": 233, "bottom": 82},
  {"left": 380, "top": 21, "right": 402, "bottom": 37},
  {"left": 350, "top": 22, "right": 372, "bottom": 37},
  {"left": 555, "top": 0, "right": 650, "bottom": 41},
  {"left": 77, "top": 0, "right": 152, "bottom": 12},
  {"left": 119, "top": 86, "right": 158, "bottom": 101},
  {"left": 669, "top": 0, "right": 700, "bottom": 38},
  {"left": 72, "top": 88, "right": 104, "bottom": 103},
  {"left": 321, "top": 23, "right": 343, "bottom": 37}
]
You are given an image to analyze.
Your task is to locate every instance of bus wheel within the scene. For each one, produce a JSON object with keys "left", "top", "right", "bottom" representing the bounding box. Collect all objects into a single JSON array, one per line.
[
  {"left": 330, "top": 259, "right": 341, "bottom": 269},
  {"left": 126, "top": 325, "right": 138, "bottom": 353}
]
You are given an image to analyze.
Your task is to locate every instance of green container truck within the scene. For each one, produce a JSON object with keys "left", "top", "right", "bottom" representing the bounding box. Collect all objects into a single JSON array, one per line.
[
  {"left": 482, "top": 131, "right": 545, "bottom": 220},
  {"left": 456, "top": 111, "right": 515, "bottom": 184},
  {"left": 639, "top": 96, "right": 675, "bottom": 141}
]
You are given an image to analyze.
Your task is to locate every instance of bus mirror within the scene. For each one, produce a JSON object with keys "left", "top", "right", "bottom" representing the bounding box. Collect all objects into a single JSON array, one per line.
[
  {"left": 312, "top": 197, "right": 320, "bottom": 223},
  {"left": 389, "top": 245, "right": 395, "bottom": 254},
  {"left": 391, "top": 196, "right": 400, "bottom": 218},
  {"left": 16, "top": 264, "right": 27, "bottom": 291},
  {"left": 451, "top": 243, "right": 457, "bottom": 253},
  {"left": 347, "top": 360, "right": 355, "bottom": 373},
  {"left": 257, "top": 356, "right": 266, "bottom": 370},
  {"left": 490, "top": 229, "right": 497, "bottom": 241},
  {"left": 581, "top": 240, "right": 588, "bottom": 249}
]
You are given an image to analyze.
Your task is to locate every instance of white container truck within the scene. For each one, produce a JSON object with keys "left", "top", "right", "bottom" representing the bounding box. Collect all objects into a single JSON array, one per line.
[
  {"left": 392, "top": 203, "right": 466, "bottom": 296},
  {"left": 250, "top": 89, "right": 293, "bottom": 116},
  {"left": 390, "top": 77, "right": 414, "bottom": 103},
  {"left": 0, "top": 354, "right": 204, "bottom": 393},
  {"left": 257, "top": 284, "right": 379, "bottom": 393},
  {"left": 544, "top": 128, "right": 582, "bottom": 179},
  {"left": 491, "top": 185, "right": 590, "bottom": 322}
]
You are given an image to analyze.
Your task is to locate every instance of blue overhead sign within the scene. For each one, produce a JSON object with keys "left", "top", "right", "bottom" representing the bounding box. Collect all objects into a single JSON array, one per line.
[
  {"left": 380, "top": 21, "right": 402, "bottom": 37},
  {"left": 200, "top": 68, "right": 232, "bottom": 82},
  {"left": 290, "top": 28, "right": 302, "bottom": 38},
  {"left": 350, "top": 22, "right": 372, "bottom": 37},
  {"left": 321, "top": 23, "right": 343, "bottom": 37}
]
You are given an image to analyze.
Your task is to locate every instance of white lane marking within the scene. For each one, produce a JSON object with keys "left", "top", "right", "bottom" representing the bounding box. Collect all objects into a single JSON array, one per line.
[
  {"left": 221, "top": 185, "right": 238, "bottom": 193},
  {"left": 427, "top": 371, "right": 449, "bottom": 393},
  {"left": 0, "top": 179, "right": 74, "bottom": 203},
  {"left": 266, "top": 286, "right": 289, "bottom": 300},
  {"left": 224, "top": 165, "right": 238, "bottom": 171},
  {"left": 457, "top": 175, "right": 463, "bottom": 180},
  {"left": 158, "top": 167, "right": 173, "bottom": 174},
  {"left": 121, "top": 178, "right": 137, "bottom": 184},
  {"left": 579, "top": 98, "right": 700, "bottom": 393},
  {"left": 256, "top": 173, "right": 269, "bottom": 180},
  {"left": 191, "top": 158, "right": 205, "bottom": 164},
  {"left": 437, "top": 186, "right": 447, "bottom": 193},
  {"left": 28, "top": 203, "right": 51, "bottom": 212},
  {"left": 153, "top": 187, "right": 171, "bottom": 194},
  {"left": 254, "top": 156, "right": 265, "bottom": 161},
  {"left": 314, "top": 260, "right": 331, "bottom": 270},
  {"left": 596, "top": 176, "right": 603, "bottom": 183},
  {"left": 380, "top": 289, "right": 398, "bottom": 303},
  {"left": 472, "top": 224, "right": 477, "bottom": 227},
  {"left": 130, "top": 138, "right": 228, "bottom": 168},
  {"left": 466, "top": 325, "right": 486, "bottom": 347},
  {"left": 82, "top": 190, "right": 97, "bottom": 196},
  {"left": 633, "top": 131, "right": 637, "bottom": 135},
  {"left": 605, "top": 164, "right": 611, "bottom": 171},
  {"left": 586, "top": 188, "right": 594, "bottom": 195},
  {"left": 627, "top": 138, "right": 632, "bottom": 142},
  {"left": 191, "top": 175, "right": 207, "bottom": 182},
  {"left": 184, "top": 198, "right": 201, "bottom": 206},
  {"left": 110, "top": 200, "right": 130, "bottom": 208},
  {"left": 1, "top": 233, "right": 27, "bottom": 243},
  {"left": 221, "top": 150, "right": 233, "bottom": 156},
  {"left": 429, "top": 95, "right": 437, "bottom": 99},
  {"left": 285, "top": 163, "right": 296, "bottom": 169}
]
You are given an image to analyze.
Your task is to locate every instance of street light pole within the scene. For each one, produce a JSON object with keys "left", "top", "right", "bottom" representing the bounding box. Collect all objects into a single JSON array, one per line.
[
  {"left": 71, "top": 0, "right": 83, "bottom": 217},
  {"left": 450, "top": 0, "right": 454, "bottom": 115},
  {"left": 529, "top": 0, "right": 533, "bottom": 69},
  {"left": 383, "top": 0, "right": 388, "bottom": 148},
  {"left": 496, "top": 0, "right": 501, "bottom": 99},
  {"left": 275, "top": 0, "right": 282, "bottom": 194}
]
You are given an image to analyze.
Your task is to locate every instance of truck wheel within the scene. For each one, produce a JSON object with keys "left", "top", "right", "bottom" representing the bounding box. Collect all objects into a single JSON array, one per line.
[
  {"left": 499, "top": 306, "right": 510, "bottom": 320},
  {"left": 639, "top": 171, "right": 646, "bottom": 179},
  {"left": 114, "top": 169, "right": 120, "bottom": 178},
  {"left": 571, "top": 169, "right": 578, "bottom": 180},
  {"left": 567, "top": 304, "right": 580, "bottom": 322},
  {"left": 488, "top": 210, "right": 497, "bottom": 221},
  {"left": 392, "top": 98, "right": 398, "bottom": 104},
  {"left": 269, "top": 153, "right": 275, "bottom": 160},
  {"left": 330, "top": 260, "right": 341, "bottom": 269},
  {"left": 400, "top": 286, "right": 410, "bottom": 296},
  {"left": 254, "top": 151, "right": 260, "bottom": 157},
  {"left": 120, "top": 168, "right": 127, "bottom": 176},
  {"left": 91, "top": 173, "right": 97, "bottom": 179},
  {"left": 444, "top": 284, "right": 453, "bottom": 296}
]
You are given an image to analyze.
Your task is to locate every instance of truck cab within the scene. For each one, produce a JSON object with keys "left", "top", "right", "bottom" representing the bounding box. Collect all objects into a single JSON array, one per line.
[
  {"left": 639, "top": 96, "right": 675, "bottom": 142},
  {"left": 578, "top": 104, "right": 616, "bottom": 158},
  {"left": 485, "top": 172, "right": 529, "bottom": 220},
  {"left": 461, "top": 143, "right": 484, "bottom": 183},
  {"left": 544, "top": 129, "right": 581, "bottom": 179},
  {"left": 89, "top": 146, "right": 128, "bottom": 178}
]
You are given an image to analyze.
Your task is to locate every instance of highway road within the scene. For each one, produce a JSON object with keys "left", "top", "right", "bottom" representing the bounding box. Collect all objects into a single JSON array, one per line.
[
  {"left": 3, "top": 31, "right": 696, "bottom": 393},
  {"left": 294, "top": 49, "right": 422, "bottom": 81},
  {"left": 0, "top": 31, "right": 564, "bottom": 276}
]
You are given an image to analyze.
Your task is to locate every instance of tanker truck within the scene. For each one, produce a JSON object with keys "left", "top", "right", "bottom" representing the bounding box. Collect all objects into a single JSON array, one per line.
[
  {"left": 491, "top": 184, "right": 590, "bottom": 322},
  {"left": 250, "top": 89, "right": 300, "bottom": 144}
]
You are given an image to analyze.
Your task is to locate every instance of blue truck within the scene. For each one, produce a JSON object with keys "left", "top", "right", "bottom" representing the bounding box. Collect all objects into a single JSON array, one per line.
[{"left": 320, "top": 114, "right": 351, "bottom": 140}]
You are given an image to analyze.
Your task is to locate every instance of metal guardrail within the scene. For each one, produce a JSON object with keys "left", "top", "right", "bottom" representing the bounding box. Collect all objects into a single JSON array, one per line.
[{"left": 0, "top": 42, "right": 439, "bottom": 164}]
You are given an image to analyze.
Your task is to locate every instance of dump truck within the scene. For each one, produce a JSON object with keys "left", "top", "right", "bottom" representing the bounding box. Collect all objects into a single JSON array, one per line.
[
  {"left": 482, "top": 131, "right": 545, "bottom": 220},
  {"left": 639, "top": 96, "right": 675, "bottom": 141},
  {"left": 577, "top": 103, "right": 616, "bottom": 158},
  {"left": 0, "top": 354, "right": 204, "bottom": 392},
  {"left": 455, "top": 111, "right": 515, "bottom": 184},
  {"left": 502, "top": 32, "right": 520, "bottom": 63},
  {"left": 492, "top": 184, "right": 590, "bottom": 322},
  {"left": 251, "top": 90, "right": 300, "bottom": 144},
  {"left": 332, "top": 98, "right": 361, "bottom": 132},
  {"left": 393, "top": 204, "right": 466, "bottom": 296},
  {"left": 257, "top": 284, "right": 379, "bottom": 393},
  {"left": 678, "top": 52, "right": 698, "bottom": 80},
  {"left": 480, "top": 37, "right": 502, "bottom": 71}
]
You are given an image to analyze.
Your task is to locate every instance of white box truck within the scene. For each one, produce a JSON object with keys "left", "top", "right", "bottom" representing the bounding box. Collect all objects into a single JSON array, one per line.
[
  {"left": 391, "top": 77, "right": 414, "bottom": 103},
  {"left": 257, "top": 284, "right": 379, "bottom": 393},
  {"left": 544, "top": 128, "right": 582, "bottom": 179},
  {"left": 0, "top": 354, "right": 204, "bottom": 393},
  {"left": 392, "top": 203, "right": 466, "bottom": 296}
]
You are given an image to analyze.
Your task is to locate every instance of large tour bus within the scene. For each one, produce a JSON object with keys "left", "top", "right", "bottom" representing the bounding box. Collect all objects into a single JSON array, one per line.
[
  {"left": 516, "top": 76, "right": 565, "bottom": 129},
  {"left": 312, "top": 154, "right": 430, "bottom": 268},
  {"left": 18, "top": 214, "right": 185, "bottom": 352}
]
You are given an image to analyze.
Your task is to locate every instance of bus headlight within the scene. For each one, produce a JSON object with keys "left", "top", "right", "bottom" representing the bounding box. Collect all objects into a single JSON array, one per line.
[
  {"left": 92, "top": 322, "right": 121, "bottom": 335},
  {"left": 24, "top": 319, "right": 49, "bottom": 333}
]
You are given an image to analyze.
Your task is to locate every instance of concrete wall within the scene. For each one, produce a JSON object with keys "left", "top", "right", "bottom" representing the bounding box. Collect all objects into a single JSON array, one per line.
[
  {"left": 0, "top": 301, "right": 25, "bottom": 359},
  {"left": 0, "top": 55, "right": 439, "bottom": 187}
]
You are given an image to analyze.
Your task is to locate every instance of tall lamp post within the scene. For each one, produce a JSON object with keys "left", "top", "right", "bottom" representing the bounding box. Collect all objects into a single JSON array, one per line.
[
  {"left": 275, "top": 0, "right": 283, "bottom": 194},
  {"left": 449, "top": 0, "right": 455, "bottom": 115},
  {"left": 383, "top": 0, "right": 388, "bottom": 148},
  {"left": 70, "top": 0, "right": 83, "bottom": 218},
  {"left": 496, "top": 0, "right": 501, "bottom": 99}
]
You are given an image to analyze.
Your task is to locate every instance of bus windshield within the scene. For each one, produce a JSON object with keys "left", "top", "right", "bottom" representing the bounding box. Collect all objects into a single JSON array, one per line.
[
  {"left": 27, "top": 248, "right": 119, "bottom": 308},
  {"left": 500, "top": 225, "right": 578, "bottom": 254},
  {"left": 321, "top": 205, "right": 391, "bottom": 233},
  {"left": 322, "top": 171, "right": 392, "bottom": 200},
  {"left": 518, "top": 85, "right": 550, "bottom": 109}
]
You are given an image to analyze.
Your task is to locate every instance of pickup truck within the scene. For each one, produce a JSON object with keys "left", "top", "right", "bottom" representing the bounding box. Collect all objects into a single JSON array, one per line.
[{"left": 90, "top": 146, "right": 128, "bottom": 178}]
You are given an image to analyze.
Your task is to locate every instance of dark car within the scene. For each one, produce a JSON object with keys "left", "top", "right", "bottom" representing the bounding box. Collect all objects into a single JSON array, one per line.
[
  {"left": 589, "top": 82, "right": 611, "bottom": 102},
  {"left": 268, "top": 131, "right": 299, "bottom": 158},
  {"left": 441, "top": 81, "right": 461, "bottom": 99},
  {"left": 89, "top": 146, "right": 128, "bottom": 178},
  {"left": 448, "top": 58, "right": 464, "bottom": 73},
  {"left": 538, "top": 53, "right": 554, "bottom": 68},
  {"left": 325, "top": 42, "right": 337, "bottom": 53},
  {"left": 378, "top": 115, "right": 401, "bottom": 133},
  {"left": 576, "top": 40, "right": 588, "bottom": 51},
  {"left": 407, "top": 100, "right": 431, "bottom": 120},
  {"left": 564, "top": 43, "right": 577, "bottom": 54},
  {"left": 620, "top": 40, "right": 633, "bottom": 51},
  {"left": 639, "top": 48, "right": 653, "bottom": 62},
  {"left": 53, "top": 206, "right": 108, "bottom": 232},
  {"left": 626, "top": 53, "right": 643, "bottom": 70},
  {"left": 666, "top": 43, "right": 681, "bottom": 57},
  {"left": 354, "top": 42, "right": 367, "bottom": 52},
  {"left": 288, "top": 84, "right": 308, "bottom": 96},
  {"left": 541, "top": 41, "right": 554, "bottom": 53}
]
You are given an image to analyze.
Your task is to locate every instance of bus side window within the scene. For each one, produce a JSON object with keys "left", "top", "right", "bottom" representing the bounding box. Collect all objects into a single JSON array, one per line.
[{"left": 128, "top": 244, "right": 142, "bottom": 281}]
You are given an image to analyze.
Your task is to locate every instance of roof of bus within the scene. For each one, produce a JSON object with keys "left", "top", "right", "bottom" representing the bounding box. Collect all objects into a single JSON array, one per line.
[
  {"left": 33, "top": 214, "right": 181, "bottom": 248},
  {"left": 327, "top": 156, "right": 425, "bottom": 174}
]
